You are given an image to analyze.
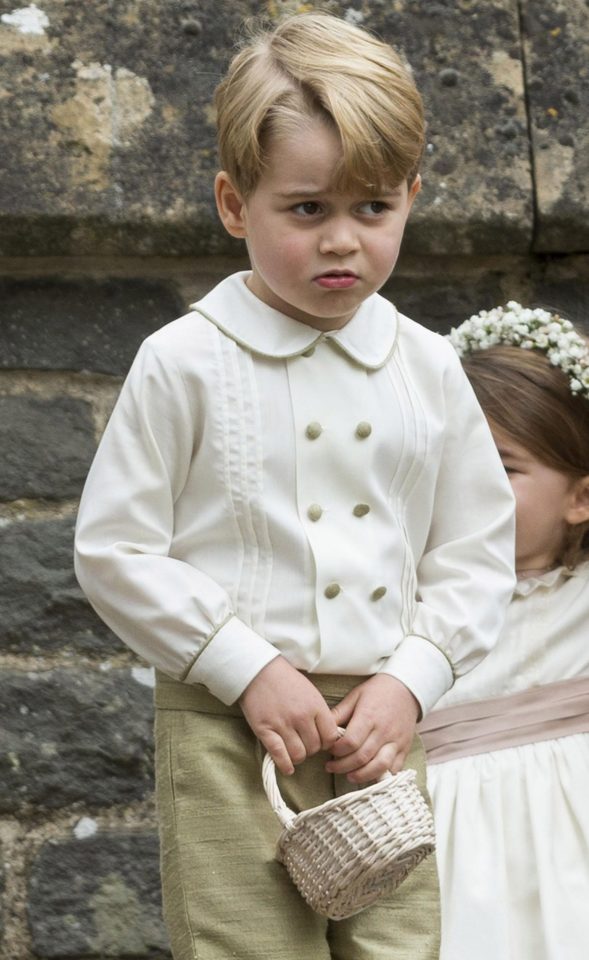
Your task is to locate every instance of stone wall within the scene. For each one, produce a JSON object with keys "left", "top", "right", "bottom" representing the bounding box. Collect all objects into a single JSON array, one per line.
[{"left": 0, "top": 1, "right": 587, "bottom": 957}]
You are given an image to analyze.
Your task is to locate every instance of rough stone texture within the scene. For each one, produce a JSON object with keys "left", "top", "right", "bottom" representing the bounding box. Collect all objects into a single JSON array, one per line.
[
  {"left": 384, "top": 268, "right": 507, "bottom": 335},
  {"left": 0, "top": 394, "right": 96, "bottom": 501},
  {"left": 0, "top": 514, "right": 123, "bottom": 655},
  {"left": 523, "top": 0, "right": 589, "bottom": 252},
  {"left": 28, "top": 831, "right": 169, "bottom": 959},
  {"left": 0, "top": 278, "right": 184, "bottom": 375},
  {"left": 0, "top": 668, "right": 154, "bottom": 814},
  {"left": 0, "top": 843, "right": 4, "bottom": 948},
  {"left": 0, "top": 0, "right": 534, "bottom": 256},
  {"left": 528, "top": 259, "right": 589, "bottom": 333},
  {"left": 388, "top": 254, "right": 589, "bottom": 334},
  {"left": 366, "top": 0, "right": 533, "bottom": 255},
  {"left": 0, "top": 0, "right": 251, "bottom": 256}
]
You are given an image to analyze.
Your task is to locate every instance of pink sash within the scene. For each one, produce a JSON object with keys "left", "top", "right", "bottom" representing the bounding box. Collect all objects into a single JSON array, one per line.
[{"left": 418, "top": 675, "right": 589, "bottom": 764}]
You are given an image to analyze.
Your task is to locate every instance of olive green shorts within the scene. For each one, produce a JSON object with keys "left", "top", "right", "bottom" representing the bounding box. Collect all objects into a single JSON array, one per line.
[{"left": 154, "top": 672, "right": 440, "bottom": 960}]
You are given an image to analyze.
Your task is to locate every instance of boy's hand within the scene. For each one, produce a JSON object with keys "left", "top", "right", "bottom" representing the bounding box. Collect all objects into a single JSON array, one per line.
[
  {"left": 326, "top": 674, "right": 420, "bottom": 785},
  {"left": 239, "top": 657, "right": 340, "bottom": 775}
]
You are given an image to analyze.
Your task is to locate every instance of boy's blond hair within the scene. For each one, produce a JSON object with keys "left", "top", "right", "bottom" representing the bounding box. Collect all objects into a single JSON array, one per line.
[{"left": 214, "top": 12, "right": 425, "bottom": 197}]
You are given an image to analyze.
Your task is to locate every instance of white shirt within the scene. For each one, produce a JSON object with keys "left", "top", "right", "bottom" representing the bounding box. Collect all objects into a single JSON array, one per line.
[{"left": 74, "top": 272, "right": 515, "bottom": 713}]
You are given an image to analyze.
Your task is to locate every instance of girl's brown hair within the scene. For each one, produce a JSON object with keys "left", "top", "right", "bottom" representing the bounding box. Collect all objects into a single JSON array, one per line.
[{"left": 462, "top": 345, "right": 589, "bottom": 568}]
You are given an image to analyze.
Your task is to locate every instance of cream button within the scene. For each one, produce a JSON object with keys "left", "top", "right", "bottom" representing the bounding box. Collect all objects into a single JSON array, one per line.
[
  {"left": 371, "top": 586, "right": 387, "bottom": 601},
  {"left": 308, "top": 504, "right": 323, "bottom": 522},
  {"left": 355, "top": 422, "right": 372, "bottom": 439},
  {"left": 324, "top": 582, "right": 341, "bottom": 599},
  {"left": 305, "top": 421, "right": 323, "bottom": 440},
  {"left": 302, "top": 346, "right": 315, "bottom": 357},
  {"left": 353, "top": 503, "right": 370, "bottom": 517}
]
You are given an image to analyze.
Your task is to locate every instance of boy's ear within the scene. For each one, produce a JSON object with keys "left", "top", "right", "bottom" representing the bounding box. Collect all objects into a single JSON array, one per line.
[
  {"left": 408, "top": 173, "right": 422, "bottom": 202},
  {"left": 215, "top": 171, "right": 248, "bottom": 238},
  {"left": 565, "top": 476, "right": 589, "bottom": 526}
]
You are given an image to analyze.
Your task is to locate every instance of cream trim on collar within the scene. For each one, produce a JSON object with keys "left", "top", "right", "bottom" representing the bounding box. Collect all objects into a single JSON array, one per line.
[{"left": 189, "top": 271, "right": 399, "bottom": 369}]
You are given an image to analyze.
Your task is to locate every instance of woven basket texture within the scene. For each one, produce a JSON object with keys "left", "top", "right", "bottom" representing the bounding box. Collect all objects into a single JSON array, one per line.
[{"left": 263, "top": 756, "right": 435, "bottom": 920}]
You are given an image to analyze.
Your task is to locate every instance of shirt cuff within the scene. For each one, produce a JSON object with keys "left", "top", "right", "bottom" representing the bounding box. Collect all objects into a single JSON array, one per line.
[
  {"left": 378, "top": 635, "right": 455, "bottom": 718},
  {"left": 183, "top": 615, "right": 280, "bottom": 705}
]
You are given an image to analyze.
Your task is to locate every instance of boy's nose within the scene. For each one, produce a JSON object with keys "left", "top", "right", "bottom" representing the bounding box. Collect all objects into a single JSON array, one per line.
[{"left": 318, "top": 219, "right": 360, "bottom": 256}]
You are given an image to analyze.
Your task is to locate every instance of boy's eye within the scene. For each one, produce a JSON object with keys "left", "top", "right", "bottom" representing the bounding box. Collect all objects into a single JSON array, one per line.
[
  {"left": 292, "top": 201, "right": 322, "bottom": 216},
  {"left": 358, "top": 200, "right": 389, "bottom": 215}
]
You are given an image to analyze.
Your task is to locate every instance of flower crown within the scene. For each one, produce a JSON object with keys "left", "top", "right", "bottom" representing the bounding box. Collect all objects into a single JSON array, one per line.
[{"left": 448, "top": 301, "right": 589, "bottom": 400}]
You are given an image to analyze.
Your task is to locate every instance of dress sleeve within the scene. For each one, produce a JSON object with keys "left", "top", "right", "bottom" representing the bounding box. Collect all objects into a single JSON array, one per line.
[
  {"left": 74, "top": 338, "right": 279, "bottom": 705},
  {"left": 379, "top": 349, "right": 516, "bottom": 716}
]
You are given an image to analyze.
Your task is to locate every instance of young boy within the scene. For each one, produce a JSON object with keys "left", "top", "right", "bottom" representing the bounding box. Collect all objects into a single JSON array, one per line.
[{"left": 74, "top": 12, "right": 515, "bottom": 959}]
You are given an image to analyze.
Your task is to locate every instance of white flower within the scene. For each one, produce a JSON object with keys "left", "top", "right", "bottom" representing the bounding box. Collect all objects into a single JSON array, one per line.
[{"left": 447, "top": 302, "right": 589, "bottom": 401}]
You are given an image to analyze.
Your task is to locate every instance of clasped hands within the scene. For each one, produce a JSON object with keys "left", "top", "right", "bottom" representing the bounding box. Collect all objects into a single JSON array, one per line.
[{"left": 238, "top": 656, "right": 420, "bottom": 785}]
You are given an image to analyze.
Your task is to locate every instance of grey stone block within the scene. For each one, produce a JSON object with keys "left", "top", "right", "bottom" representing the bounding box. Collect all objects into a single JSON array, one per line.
[
  {"left": 28, "top": 831, "right": 169, "bottom": 959},
  {"left": 0, "top": 0, "right": 251, "bottom": 256},
  {"left": 0, "top": 0, "right": 537, "bottom": 255},
  {"left": 528, "top": 273, "right": 589, "bottom": 333},
  {"left": 369, "top": 0, "right": 533, "bottom": 255},
  {"left": 385, "top": 271, "right": 506, "bottom": 335},
  {"left": 0, "top": 514, "right": 123, "bottom": 655},
  {"left": 0, "top": 668, "right": 154, "bottom": 814},
  {"left": 0, "top": 395, "right": 96, "bottom": 501},
  {"left": 0, "top": 278, "right": 184, "bottom": 375},
  {"left": 523, "top": 0, "right": 589, "bottom": 252},
  {"left": 0, "top": 843, "right": 4, "bottom": 949}
]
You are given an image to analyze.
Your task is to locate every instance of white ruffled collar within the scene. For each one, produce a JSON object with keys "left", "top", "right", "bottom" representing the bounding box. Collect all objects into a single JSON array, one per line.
[{"left": 513, "top": 562, "right": 588, "bottom": 597}]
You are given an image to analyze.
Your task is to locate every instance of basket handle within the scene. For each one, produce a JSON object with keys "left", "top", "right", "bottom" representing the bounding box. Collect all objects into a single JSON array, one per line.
[
  {"left": 261, "top": 726, "right": 347, "bottom": 828},
  {"left": 262, "top": 753, "right": 297, "bottom": 827},
  {"left": 262, "top": 727, "right": 395, "bottom": 828}
]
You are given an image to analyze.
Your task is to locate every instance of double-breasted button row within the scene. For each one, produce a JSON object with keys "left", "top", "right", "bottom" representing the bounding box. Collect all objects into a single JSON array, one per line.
[
  {"left": 307, "top": 503, "right": 371, "bottom": 520},
  {"left": 304, "top": 421, "right": 373, "bottom": 440},
  {"left": 323, "top": 583, "right": 388, "bottom": 601}
]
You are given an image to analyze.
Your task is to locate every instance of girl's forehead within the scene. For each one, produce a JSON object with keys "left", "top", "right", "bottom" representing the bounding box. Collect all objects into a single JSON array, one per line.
[{"left": 489, "top": 424, "right": 530, "bottom": 460}]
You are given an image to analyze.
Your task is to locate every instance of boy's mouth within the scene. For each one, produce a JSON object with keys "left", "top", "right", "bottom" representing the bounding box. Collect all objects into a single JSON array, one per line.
[{"left": 314, "top": 270, "right": 358, "bottom": 290}]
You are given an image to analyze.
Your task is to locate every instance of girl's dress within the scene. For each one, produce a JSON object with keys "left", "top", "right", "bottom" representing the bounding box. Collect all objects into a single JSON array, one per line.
[{"left": 419, "top": 562, "right": 589, "bottom": 960}]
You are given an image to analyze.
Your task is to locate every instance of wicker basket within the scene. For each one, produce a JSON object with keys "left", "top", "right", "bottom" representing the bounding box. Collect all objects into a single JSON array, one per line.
[{"left": 262, "top": 752, "right": 436, "bottom": 920}]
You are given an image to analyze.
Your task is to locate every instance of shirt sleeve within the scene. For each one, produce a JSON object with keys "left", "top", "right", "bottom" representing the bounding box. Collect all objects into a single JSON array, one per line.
[
  {"left": 378, "top": 348, "right": 516, "bottom": 716},
  {"left": 74, "top": 338, "right": 279, "bottom": 705}
]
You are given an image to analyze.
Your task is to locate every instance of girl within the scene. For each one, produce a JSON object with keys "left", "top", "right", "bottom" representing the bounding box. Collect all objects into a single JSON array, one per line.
[{"left": 419, "top": 302, "right": 589, "bottom": 960}]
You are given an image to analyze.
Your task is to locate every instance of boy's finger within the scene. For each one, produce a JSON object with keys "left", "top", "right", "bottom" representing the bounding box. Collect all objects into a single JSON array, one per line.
[
  {"left": 293, "top": 722, "right": 322, "bottom": 760},
  {"left": 330, "top": 691, "right": 357, "bottom": 727},
  {"left": 316, "top": 711, "right": 341, "bottom": 751},
  {"left": 328, "top": 714, "right": 374, "bottom": 757},
  {"left": 330, "top": 742, "right": 401, "bottom": 784},
  {"left": 262, "top": 731, "right": 295, "bottom": 776}
]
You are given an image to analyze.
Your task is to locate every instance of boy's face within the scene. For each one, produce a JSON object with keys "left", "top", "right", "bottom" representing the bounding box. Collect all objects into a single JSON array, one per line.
[{"left": 215, "top": 118, "right": 420, "bottom": 331}]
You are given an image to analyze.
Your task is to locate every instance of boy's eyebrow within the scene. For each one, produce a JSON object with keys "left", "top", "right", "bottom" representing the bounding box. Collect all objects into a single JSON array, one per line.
[
  {"left": 274, "top": 186, "right": 404, "bottom": 199},
  {"left": 274, "top": 189, "right": 326, "bottom": 198}
]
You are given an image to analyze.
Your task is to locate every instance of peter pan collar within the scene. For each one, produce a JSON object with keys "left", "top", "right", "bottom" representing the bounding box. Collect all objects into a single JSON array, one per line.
[{"left": 190, "top": 271, "right": 398, "bottom": 370}]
